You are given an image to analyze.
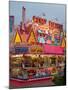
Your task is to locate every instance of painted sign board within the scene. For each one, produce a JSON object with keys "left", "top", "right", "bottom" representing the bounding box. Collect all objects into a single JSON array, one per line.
[{"left": 15, "top": 47, "right": 28, "bottom": 54}]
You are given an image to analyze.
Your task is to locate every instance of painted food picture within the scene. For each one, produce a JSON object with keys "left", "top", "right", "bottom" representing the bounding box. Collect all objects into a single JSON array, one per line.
[{"left": 9, "top": 1, "right": 66, "bottom": 89}]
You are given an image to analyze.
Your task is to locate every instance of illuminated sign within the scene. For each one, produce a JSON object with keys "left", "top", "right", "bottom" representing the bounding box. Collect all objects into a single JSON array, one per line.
[
  {"left": 33, "top": 16, "right": 46, "bottom": 24},
  {"left": 49, "top": 21, "right": 63, "bottom": 30},
  {"left": 15, "top": 47, "right": 28, "bottom": 54}
]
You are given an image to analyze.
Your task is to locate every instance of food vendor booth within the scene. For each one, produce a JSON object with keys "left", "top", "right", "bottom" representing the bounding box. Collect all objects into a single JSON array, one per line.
[{"left": 10, "top": 17, "right": 65, "bottom": 88}]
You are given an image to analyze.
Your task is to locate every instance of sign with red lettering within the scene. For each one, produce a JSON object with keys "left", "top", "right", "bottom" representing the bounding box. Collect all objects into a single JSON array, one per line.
[
  {"left": 49, "top": 21, "right": 63, "bottom": 30},
  {"left": 33, "top": 16, "right": 46, "bottom": 24}
]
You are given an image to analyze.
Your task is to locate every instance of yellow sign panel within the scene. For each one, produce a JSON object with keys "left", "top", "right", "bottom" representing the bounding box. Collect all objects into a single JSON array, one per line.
[
  {"left": 14, "top": 31, "right": 21, "bottom": 43},
  {"left": 61, "top": 37, "right": 66, "bottom": 48},
  {"left": 28, "top": 31, "right": 36, "bottom": 44}
]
